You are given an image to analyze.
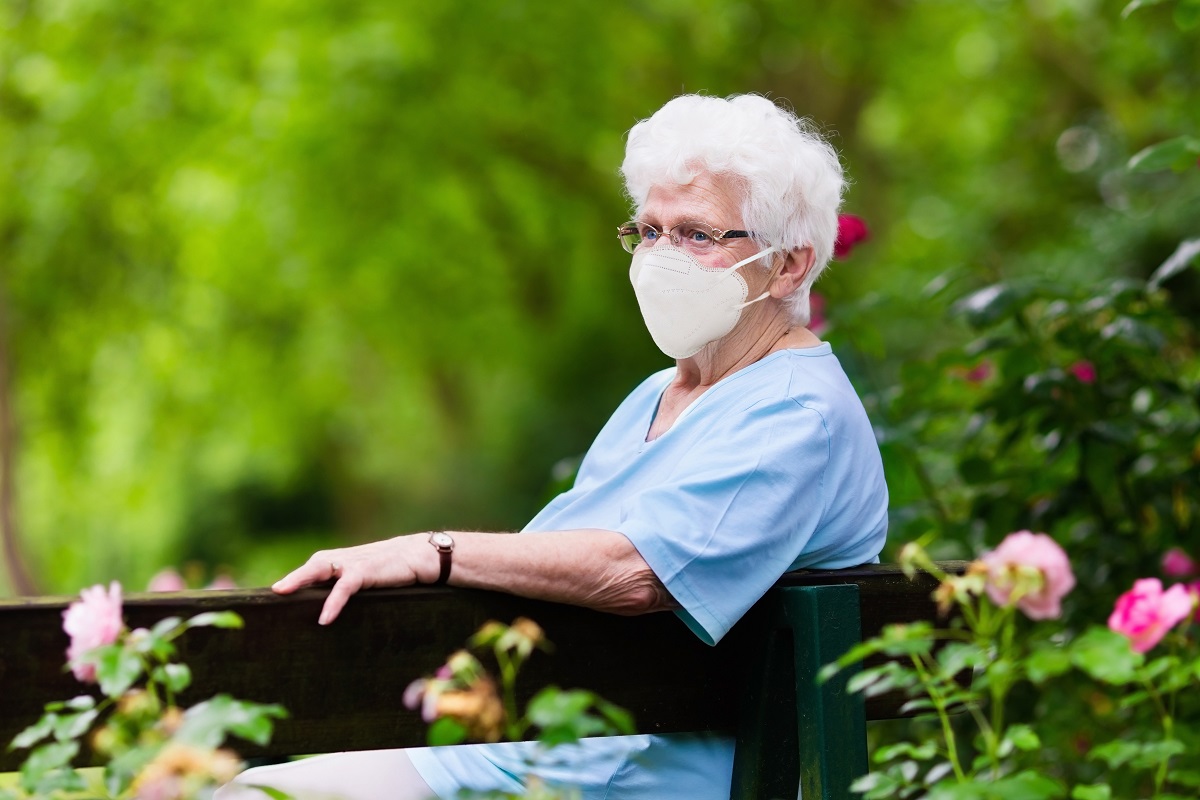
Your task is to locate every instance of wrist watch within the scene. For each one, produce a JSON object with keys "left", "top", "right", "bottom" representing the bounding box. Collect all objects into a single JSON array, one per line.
[{"left": 428, "top": 532, "right": 454, "bottom": 585}]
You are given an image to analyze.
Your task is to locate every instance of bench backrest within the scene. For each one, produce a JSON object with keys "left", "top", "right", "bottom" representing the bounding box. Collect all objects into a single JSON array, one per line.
[{"left": 0, "top": 563, "right": 962, "bottom": 774}]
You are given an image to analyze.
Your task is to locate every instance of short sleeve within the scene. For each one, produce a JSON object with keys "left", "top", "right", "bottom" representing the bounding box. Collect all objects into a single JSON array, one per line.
[{"left": 614, "top": 398, "right": 833, "bottom": 645}]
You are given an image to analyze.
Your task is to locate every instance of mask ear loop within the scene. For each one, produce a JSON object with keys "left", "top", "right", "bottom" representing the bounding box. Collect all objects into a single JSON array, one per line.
[{"left": 731, "top": 247, "right": 783, "bottom": 310}]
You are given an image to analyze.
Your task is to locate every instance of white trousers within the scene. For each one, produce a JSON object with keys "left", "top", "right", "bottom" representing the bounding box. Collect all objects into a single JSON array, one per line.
[{"left": 214, "top": 750, "right": 436, "bottom": 800}]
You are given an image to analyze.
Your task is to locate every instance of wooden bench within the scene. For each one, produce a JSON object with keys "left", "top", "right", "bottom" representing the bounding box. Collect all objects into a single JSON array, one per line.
[{"left": 0, "top": 562, "right": 964, "bottom": 800}]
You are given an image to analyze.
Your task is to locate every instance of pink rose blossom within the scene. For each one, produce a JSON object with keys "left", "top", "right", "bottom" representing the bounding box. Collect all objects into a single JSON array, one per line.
[
  {"left": 1190, "top": 582, "right": 1200, "bottom": 623},
  {"left": 205, "top": 574, "right": 237, "bottom": 590},
  {"left": 147, "top": 569, "right": 186, "bottom": 592},
  {"left": 62, "top": 582, "right": 124, "bottom": 683},
  {"left": 808, "top": 292, "right": 827, "bottom": 335},
  {"left": 1108, "top": 578, "right": 1196, "bottom": 653},
  {"left": 833, "top": 214, "right": 869, "bottom": 258},
  {"left": 1162, "top": 547, "right": 1197, "bottom": 578},
  {"left": 1067, "top": 360, "right": 1096, "bottom": 384},
  {"left": 980, "top": 531, "right": 1075, "bottom": 619}
]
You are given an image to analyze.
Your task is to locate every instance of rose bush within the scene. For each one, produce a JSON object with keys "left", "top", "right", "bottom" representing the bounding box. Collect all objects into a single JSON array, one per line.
[
  {"left": 403, "top": 618, "right": 635, "bottom": 800},
  {"left": 826, "top": 537, "right": 1200, "bottom": 800},
  {"left": 3, "top": 583, "right": 287, "bottom": 800}
]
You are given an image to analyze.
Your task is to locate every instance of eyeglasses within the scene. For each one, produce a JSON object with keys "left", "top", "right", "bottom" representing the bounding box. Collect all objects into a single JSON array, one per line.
[{"left": 616, "top": 220, "right": 753, "bottom": 256}]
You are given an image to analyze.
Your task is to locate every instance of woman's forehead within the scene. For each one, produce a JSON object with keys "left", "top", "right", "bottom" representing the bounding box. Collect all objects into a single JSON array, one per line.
[{"left": 641, "top": 173, "right": 744, "bottom": 226}]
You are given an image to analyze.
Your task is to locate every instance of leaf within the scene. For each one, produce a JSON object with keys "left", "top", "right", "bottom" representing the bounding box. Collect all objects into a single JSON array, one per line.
[
  {"left": 1147, "top": 238, "right": 1200, "bottom": 291},
  {"left": 875, "top": 741, "right": 939, "bottom": 763},
  {"left": 1121, "top": 0, "right": 1168, "bottom": 16},
  {"left": 176, "top": 695, "right": 287, "bottom": 749},
  {"left": 1128, "top": 136, "right": 1200, "bottom": 173},
  {"left": 427, "top": 717, "right": 468, "bottom": 746},
  {"left": 1070, "top": 628, "right": 1142, "bottom": 685},
  {"left": 242, "top": 785, "right": 294, "bottom": 800},
  {"left": 1026, "top": 642, "right": 1073, "bottom": 683},
  {"left": 986, "top": 770, "right": 1065, "bottom": 799},
  {"left": 1175, "top": 0, "right": 1200, "bottom": 30},
  {"left": 952, "top": 284, "right": 1019, "bottom": 328},
  {"left": 1004, "top": 724, "right": 1041, "bottom": 752},
  {"left": 151, "top": 618, "right": 183, "bottom": 638},
  {"left": 19, "top": 740, "right": 80, "bottom": 791},
  {"left": 1088, "top": 739, "right": 1141, "bottom": 768},
  {"left": 10, "top": 714, "right": 56, "bottom": 751},
  {"left": 152, "top": 663, "right": 192, "bottom": 694},
  {"left": 186, "top": 611, "right": 244, "bottom": 630},
  {"left": 95, "top": 645, "right": 145, "bottom": 698},
  {"left": 1071, "top": 785, "right": 1111, "bottom": 800},
  {"left": 51, "top": 708, "right": 99, "bottom": 742}
]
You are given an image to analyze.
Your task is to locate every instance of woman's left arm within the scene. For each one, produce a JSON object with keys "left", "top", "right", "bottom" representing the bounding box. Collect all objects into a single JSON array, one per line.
[{"left": 272, "top": 530, "right": 677, "bottom": 626}]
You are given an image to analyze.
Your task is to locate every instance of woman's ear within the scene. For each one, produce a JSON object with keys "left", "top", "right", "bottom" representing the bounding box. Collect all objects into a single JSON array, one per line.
[{"left": 769, "top": 246, "right": 816, "bottom": 299}]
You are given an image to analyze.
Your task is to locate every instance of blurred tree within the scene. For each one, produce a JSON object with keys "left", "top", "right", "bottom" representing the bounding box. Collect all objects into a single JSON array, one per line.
[{"left": 0, "top": 0, "right": 1195, "bottom": 593}]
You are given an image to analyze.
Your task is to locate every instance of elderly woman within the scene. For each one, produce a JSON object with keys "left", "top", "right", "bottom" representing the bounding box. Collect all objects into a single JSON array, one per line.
[{"left": 218, "top": 93, "right": 888, "bottom": 799}]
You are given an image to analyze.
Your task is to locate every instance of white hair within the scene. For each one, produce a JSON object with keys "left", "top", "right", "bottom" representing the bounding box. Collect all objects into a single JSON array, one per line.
[{"left": 620, "top": 94, "right": 845, "bottom": 325}]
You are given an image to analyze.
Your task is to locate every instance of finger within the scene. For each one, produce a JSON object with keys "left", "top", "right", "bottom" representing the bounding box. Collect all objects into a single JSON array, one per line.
[
  {"left": 273, "top": 555, "right": 341, "bottom": 595},
  {"left": 319, "top": 573, "right": 364, "bottom": 626}
]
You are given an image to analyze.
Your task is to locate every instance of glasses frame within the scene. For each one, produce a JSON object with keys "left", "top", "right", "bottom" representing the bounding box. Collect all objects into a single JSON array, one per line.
[{"left": 617, "top": 220, "right": 754, "bottom": 255}]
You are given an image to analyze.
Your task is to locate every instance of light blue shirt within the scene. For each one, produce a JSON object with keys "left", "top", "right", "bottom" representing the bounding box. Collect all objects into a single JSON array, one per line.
[{"left": 410, "top": 345, "right": 888, "bottom": 798}]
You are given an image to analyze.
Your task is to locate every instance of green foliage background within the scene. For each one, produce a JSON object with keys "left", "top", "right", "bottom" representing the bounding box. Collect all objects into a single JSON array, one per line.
[{"left": 0, "top": 0, "right": 1197, "bottom": 595}]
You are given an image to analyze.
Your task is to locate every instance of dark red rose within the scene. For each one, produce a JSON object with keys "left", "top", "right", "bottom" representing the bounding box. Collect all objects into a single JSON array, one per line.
[{"left": 834, "top": 214, "right": 869, "bottom": 259}]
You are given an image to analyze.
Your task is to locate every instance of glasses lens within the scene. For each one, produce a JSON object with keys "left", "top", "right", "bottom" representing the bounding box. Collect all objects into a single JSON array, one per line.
[
  {"left": 617, "top": 225, "right": 641, "bottom": 254},
  {"left": 672, "top": 222, "right": 716, "bottom": 255}
]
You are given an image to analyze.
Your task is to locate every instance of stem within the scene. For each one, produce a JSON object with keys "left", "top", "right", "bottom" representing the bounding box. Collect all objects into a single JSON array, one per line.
[
  {"left": 497, "top": 650, "right": 522, "bottom": 741},
  {"left": 910, "top": 652, "right": 967, "bottom": 782}
]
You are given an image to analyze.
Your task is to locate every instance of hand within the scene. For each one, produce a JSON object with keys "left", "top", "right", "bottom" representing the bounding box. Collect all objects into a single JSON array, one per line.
[{"left": 272, "top": 534, "right": 435, "bottom": 625}]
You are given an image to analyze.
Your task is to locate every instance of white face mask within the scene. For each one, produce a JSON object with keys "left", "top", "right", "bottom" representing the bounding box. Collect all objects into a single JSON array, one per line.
[{"left": 629, "top": 243, "right": 779, "bottom": 359}]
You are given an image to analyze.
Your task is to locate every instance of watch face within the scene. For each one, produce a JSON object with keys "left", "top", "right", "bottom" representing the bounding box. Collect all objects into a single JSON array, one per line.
[{"left": 430, "top": 532, "right": 454, "bottom": 549}]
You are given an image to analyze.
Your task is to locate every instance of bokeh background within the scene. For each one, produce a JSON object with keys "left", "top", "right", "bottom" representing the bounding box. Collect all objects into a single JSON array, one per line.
[{"left": 1, "top": 0, "right": 1197, "bottom": 595}]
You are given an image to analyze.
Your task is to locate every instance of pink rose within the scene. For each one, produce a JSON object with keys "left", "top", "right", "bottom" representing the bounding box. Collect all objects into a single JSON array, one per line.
[
  {"left": 980, "top": 531, "right": 1076, "bottom": 620},
  {"left": 147, "top": 569, "right": 186, "bottom": 592},
  {"left": 205, "top": 574, "right": 237, "bottom": 590},
  {"left": 1108, "top": 578, "right": 1196, "bottom": 653},
  {"left": 1162, "top": 547, "right": 1197, "bottom": 578},
  {"left": 1067, "top": 360, "right": 1096, "bottom": 384},
  {"left": 833, "top": 214, "right": 869, "bottom": 259},
  {"left": 62, "top": 582, "right": 125, "bottom": 683},
  {"left": 1190, "top": 582, "right": 1200, "bottom": 623}
]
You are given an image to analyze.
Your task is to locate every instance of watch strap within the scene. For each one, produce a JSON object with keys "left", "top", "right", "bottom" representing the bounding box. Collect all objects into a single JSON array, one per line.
[{"left": 428, "top": 532, "right": 454, "bottom": 585}]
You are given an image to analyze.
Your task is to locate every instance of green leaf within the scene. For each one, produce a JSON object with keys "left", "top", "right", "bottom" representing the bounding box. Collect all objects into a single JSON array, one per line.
[
  {"left": 1004, "top": 724, "right": 1041, "bottom": 752},
  {"left": 51, "top": 708, "right": 99, "bottom": 742},
  {"left": 986, "top": 770, "right": 1065, "bottom": 799},
  {"left": 1070, "top": 628, "right": 1142, "bottom": 685},
  {"left": 875, "top": 740, "right": 939, "bottom": 763},
  {"left": 152, "top": 663, "right": 193, "bottom": 694},
  {"left": 176, "top": 695, "right": 287, "bottom": 749},
  {"left": 1175, "top": 0, "right": 1200, "bottom": 29},
  {"left": 1128, "top": 136, "right": 1200, "bottom": 173},
  {"left": 186, "top": 611, "right": 245, "bottom": 630},
  {"left": 150, "top": 616, "right": 184, "bottom": 639},
  {"left": 1147, "top": 238, "right": 1200, "bottom": 291},
  {"left": 952, "top": 284, "right": 1020, "bottom": 328},
  {"left": 427, "top": 717, "right": 468, "bottom": 746},
  {"left": 10, "top": 714, "right": 56, "bottom": 751},
  {"left": 95, "top": 644, "right": 145, "bottom": 697},
  {"left": 1121, "top": 0, "right": 1168, "bottom": 16},
  {"left": 19, "top": 740, "right": 80, "bottom": 791},
  {"left": 1088, "top": 739, "right": 1142, "bottom": 768},
  {"left": 1026, "top": 642, "right": 1073, "bottom": 683},
  {"left": 1071, "top": 785, "right": 1111, "bottom": 800},
  {"left": 594, "top": 698, "right": 636, "bottom": 736},
  {"left": 242, "top": 785, "right": 294, "bottom": 800}
]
